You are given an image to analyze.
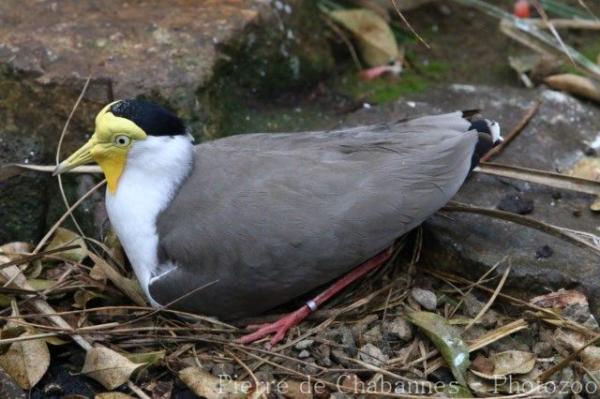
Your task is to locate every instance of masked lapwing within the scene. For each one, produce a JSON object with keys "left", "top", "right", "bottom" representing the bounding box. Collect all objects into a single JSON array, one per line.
[{"left": 54, "top": 99, "right": 501, "bottom": 346}]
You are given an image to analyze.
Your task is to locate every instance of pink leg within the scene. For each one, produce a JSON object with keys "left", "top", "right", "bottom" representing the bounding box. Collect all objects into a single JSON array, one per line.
[{"left": 238, "top": 247, "right": 394, "bottom": 347}]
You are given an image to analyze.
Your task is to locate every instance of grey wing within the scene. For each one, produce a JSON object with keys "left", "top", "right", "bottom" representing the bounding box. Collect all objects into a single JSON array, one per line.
[{"left": 150, "top": 113, "right": 478, "bottom": 319}]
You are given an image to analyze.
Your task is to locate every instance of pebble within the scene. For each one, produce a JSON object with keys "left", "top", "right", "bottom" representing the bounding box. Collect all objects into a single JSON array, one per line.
[
  {"left": 535, "top": 245, "right": 554, "bottom": 259},
  {"left": 358, "top": 343, "right": 388, "bottom": 367},
  {"left": 533, "top": 341, "right": 553, "bottom": 358},
  {"left": 384, "top": 317, "right": 413, "bottom": 341},
  {"left": 497, "top": 193, "right": 534, "bottom": 215},
  {"left": 411, "top": 287, "right": 437, "bottom": 310},
  {"left": 295, "top": 339, "right": 314, "bottom": 350},
  {"left": 363, "top": 325, "right": 383, "bottom": 344}
]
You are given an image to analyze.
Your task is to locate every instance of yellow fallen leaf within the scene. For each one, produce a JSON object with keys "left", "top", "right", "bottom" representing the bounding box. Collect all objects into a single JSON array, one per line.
[
  {"left": 0, "top": 242, "right": 33, "bottom": 256},
  {"left": 0, "top": 331, "right": 50, "bottom": 389},
  {"left": 45, "top": 227, "right": 88, "bottom": 263},
  {"left": 567, "top": 157, "right": 600, "bottom": 211},
  {"left": 178, "top": 366, "right": 248, "bottom": 399},
  {"left": 545, "top": 73, "right": 600, "bottom": 103},
  {"left": 82, "top": 346, "right": 143, "bottom": 390},
  {"left": 95, "top": 393, "right": 135, "bottom": 399},
  {"left": 90, "top": 253, "right": 147, "bottom": 306},
  {"left": 329, "top": 8, "right": 399, "bottom": 67}
]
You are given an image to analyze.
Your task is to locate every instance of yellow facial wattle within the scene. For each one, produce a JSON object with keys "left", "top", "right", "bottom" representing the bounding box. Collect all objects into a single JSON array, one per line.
[
  {"left": 53, "top": 100, "right": 148, "bottom": 193},
  {"left": 91, "top": 144, "right": 128, "bottom": 194}
]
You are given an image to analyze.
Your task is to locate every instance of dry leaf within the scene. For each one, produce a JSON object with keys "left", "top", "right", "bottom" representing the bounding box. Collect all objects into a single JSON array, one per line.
[
  {"left": 329, "top": 9, "right": 399, "bottom": 67},
  {"left": 73, "top": 289, "right": 106, "bottom": 309},
  {"left": 0, "top": 326, "right": 26, "bottom": 355},
  {"left": 90, "top": 263, "right": 108, "bottom": 281},
  {"left": 178, "top": 366, "right": 248, "bottom": 399},
  {"left": 491, "top": 351, "right": 536, "bottom": 376},
  {"left": 567, "top": 157, "right": 600, "bottom": 211},
  {"left": 124, "top": 350, "right": 165, "bottom": 365},
  {"left": 90, "top": 253, "right": 147, "bottom": 306},
  {"left": 95, "top": 393, "right": 135, "bottom": 399},
  {"left": 530, "top": 289, "right": 588, "bottom": 308},
  {"left": 81, "top": 346, "right": 143, "bottom": 390},
  {"left": 0, "top": 331, "right": 50, "bottom": 389},
  {"left": 281, "top": 379, "right": 313, "bottom": 399},
  {"left": 45, "top": 227, "right": 88, "bottom": 263},
  {"left": 582, "top": 346, "right": 600, "bottom": 371},
  {"left": 249, "top": 382, "right": 270, "bottom": 399},
  {"left": 545, "top": 73, "right": 600, "bottom": 103},
  {"left": 0, "top": 242, "right": 33, "bottom": 256},
  {"left": 471, "top": 351, "right": 536, "bottom": 379}
]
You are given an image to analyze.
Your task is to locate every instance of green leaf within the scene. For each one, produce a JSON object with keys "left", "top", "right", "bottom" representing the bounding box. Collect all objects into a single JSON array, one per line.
[{"left": 406, "top": 311, "right": 470, "bottom": 386}]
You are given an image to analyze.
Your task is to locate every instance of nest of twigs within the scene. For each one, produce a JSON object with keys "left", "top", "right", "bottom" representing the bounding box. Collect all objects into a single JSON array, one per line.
[{"left": 1, "top": 224, "right": 600, "bottom": 399}]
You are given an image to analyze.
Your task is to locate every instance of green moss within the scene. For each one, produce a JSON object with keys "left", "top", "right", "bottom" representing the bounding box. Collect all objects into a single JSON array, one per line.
[
  {"left": 328, "top": 61, "right": 450, "bottom": 105},
  {"left": 196, "top": 0, "right": 336, "bottom": 140}
]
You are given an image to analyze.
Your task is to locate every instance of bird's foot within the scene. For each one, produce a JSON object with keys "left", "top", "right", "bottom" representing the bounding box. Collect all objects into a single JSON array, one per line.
[
  {"left": 238, "top": 305, "right": 311, "bottom": 348},
  {"left": 237, "top": 247, "right": 394, "bottom": 348}
]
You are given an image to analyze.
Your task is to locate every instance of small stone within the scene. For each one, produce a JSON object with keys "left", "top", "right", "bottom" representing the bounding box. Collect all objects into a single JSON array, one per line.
[
  {"left": 497, "top": 193, "right": 534, "bottom": 215},
  {"left": 313, "top": 343, "right": 332, "bottom": 367},
  {"left": 533, "top": 341, "right": 553, "bottom": 357},
  {"left": 295, "top": 339, "right": 314, "bottom": 350},
  {"left": 363, "top": 325, "right": 383, "bottom": 344},
  {"left": 411, "top": 287, "right": 437, "bottom": 310},
  {"left": 563, "top": 303, "right": 599, "bottom": 329},
  {"left": 583, "top": 370, "right": 600, "bottom": 399},
  {"left": 331, "top": 349, "right": 355, "bottom": 368},
  {"left": 583, "top": 346, "right": 600, "bottom": 371},
  {"left": 298, "top": 350, "right": 310, "bottom": 359},
  {"left": 384, "top": 317, "right": 413, "bottom": 341},
  {"left": 358, "top": 343, "right": 388, "bottom": 367},
  {"left": 339, "top": 373, "right": 362, "bottom": 394},
  {"left": 43, "top": 383, "right": 63, "bottom": 397},
  {"left": 211, "top": 362, "right": 235, "bottom": 378},
  {"left": 536, "top": 245, "right": 554, "bottom": 259},
  {"left": 340, "top": 327, "right": 357, "bottom": 357}
]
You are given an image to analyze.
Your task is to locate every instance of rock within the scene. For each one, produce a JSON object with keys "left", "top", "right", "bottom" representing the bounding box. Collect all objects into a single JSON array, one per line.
[
  {"left": 582, "top": 346, "right": 600, "bottom": 371},
  {"left": 339, "top": 327, "right": 358, "bottom": 357},
  {"left": 383, "top": 317, "right": 413, "bottom": 341},
  {"left": 563, "top": 303, "right": 599, "bottom": 330},
  {"left": 330, "top": 349, "right": 356, "bottom": 369},
  {"left": 358, "top": 343, "right": 388, "bottom": 367},
  {"left": 583, "top": 370, "right": 600, "bottom": 399},
  {"left": 0, "top": 367, "right": 25, "bottom": 399},
  {"left": 345, "top": 84, "right": 600, "bottom": 317},
  {"left": 295, "top": 339, "right": 314, "bottom": 350},
  {"left": 463, "top": 293, "right": 500, "bottom": 327},
  {"left": 533, "top": 342, "right": 553, "bottom": 358},
  {"left": 535, "top": 244, "right": 554, "bottom": 259},
  {"left": 313, "top": 344, "right": 332, "bottom": 367},
  {"left": 363, "top": 325, "right": 383, "bottom": 344},
  {"left": 411, "top": 287, "right": 437, "bottom": 310},
  {"left": 497, "top": 193, "right": 534, "bottom": 214},
  {"left": 211, "top": 362, "right": 235, "bottom": 378},
  {"left": 0, "top": 0, "right": 333, "bottom": 243}
]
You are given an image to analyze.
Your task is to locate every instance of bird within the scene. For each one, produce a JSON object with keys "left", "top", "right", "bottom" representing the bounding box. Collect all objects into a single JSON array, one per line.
[{"left": 54, "top": 99, "right": 502, "bottom": 346}]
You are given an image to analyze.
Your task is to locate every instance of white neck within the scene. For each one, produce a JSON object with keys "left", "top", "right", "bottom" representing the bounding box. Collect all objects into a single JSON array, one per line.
[{"left": 105, "top": 135, "right": 194, "bottom": 300}]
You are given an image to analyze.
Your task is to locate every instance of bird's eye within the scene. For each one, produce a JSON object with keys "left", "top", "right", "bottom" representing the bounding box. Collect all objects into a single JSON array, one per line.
[{"left": 114, "top": 135, "right": 131, "bottom": 146}]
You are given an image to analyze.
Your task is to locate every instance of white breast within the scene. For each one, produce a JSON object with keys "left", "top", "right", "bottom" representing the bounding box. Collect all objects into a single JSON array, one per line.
[{"left": 105, "top": 135, "right": 193, "bottom": 303}]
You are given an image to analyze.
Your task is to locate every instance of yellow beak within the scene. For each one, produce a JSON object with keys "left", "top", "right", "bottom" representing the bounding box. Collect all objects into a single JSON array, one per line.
[{"left": 53, "top": 138, "right": 95, "bottom": 176}]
